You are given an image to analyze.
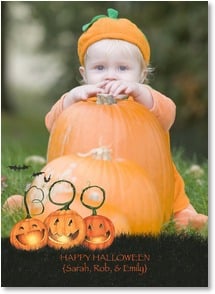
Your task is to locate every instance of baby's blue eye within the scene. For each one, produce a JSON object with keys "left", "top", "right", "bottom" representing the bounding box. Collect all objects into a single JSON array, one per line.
[
  {"left": 119, "top": 65, "right": 127, "bottom": 71},
  {"left": 96, "top": 65, "right": 105, "bottom": 70}
]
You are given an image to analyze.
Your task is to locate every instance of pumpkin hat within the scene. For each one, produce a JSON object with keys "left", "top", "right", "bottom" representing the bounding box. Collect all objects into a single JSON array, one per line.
[{"left": 78, "top": 8, "right": 150, "bottom": 66}]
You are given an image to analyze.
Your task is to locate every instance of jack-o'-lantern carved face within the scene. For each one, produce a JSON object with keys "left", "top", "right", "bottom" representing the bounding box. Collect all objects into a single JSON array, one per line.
[
  {"left": 10, "top": 218, "right": 48, "bottom": 251},
  {"left": 80, "top": 185, "right": 115, "bottom": 250},
  {"left": 83, "top": 215, "right": 115, "bottom": 250},
  {"left": 44, "top": 210, "right": 86, "bottom": 249}
]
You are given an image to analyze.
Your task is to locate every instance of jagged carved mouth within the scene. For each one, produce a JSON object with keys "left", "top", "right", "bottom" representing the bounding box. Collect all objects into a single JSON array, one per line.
[
  {"left": 48, "top": 229, "right": 80, "bottom": 244},
  {"left": 85, "top": 230, "right": 111, "bottom": 244},
  {"left": 16, "top": 230, "right": 45, "bottom": 245}
]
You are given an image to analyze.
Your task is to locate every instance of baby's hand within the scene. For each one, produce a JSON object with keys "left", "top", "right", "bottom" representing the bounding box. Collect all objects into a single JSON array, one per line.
[
  {"left": 103, "top": 80, "right": 153, "bottom": 109},
  {"left": 103, "top": 80, "right": 140, "bottom": 97},
  {"left": 63, "top": 82, "right": 107, "bottom": 109}
]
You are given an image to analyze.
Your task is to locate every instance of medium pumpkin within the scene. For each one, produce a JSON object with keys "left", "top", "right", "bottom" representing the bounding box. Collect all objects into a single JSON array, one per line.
[
  {"left": 46, "top": 95, "right": 174, "bottom": 215},
  {"left": 44, "top": 180, "right": 86, "bottom": 250},
  {"left": 27, "top": 148, "right": 165, "bottom": 235}
]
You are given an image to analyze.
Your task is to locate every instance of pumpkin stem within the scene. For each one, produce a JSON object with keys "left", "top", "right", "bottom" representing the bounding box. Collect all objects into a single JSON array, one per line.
[
  {"left": 48, "top": 180, "right": 76, "bottom": 210},
  {"left": 92, "top": 208, "right": 97, "bottom": 216},
  {"left": 24, "top": 185, "right": 45, "bottom": 219},
  {"left": 80, "top": 185, "right": 105, "bottom": 215},
  {"left": 92, "top": 147, "right": 111, "bottom": 160},
  {"left": 96, "top": 94, "right": 128, "bottom": 105},
  {"left": 78, "top": 146, "right": 112, "bottom": 160},
  {"left": 97, "top": 94, "right": 116, "bottom": 105}
]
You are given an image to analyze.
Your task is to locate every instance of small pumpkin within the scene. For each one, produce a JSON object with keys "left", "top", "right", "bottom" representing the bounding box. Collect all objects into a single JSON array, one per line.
[
  {"left": 10, "top": 218, "right": 48, "bottom": 251},
  {"left": 81, "top": 185, "right": 115, "bottom": 250},
  {"left": 44, "top": 180, "right": 86, "bottom": 250},
  {"left": 10, "top": 187, "right": 48, "bottom": 251},
  {"left": 3, "top": 194, "right": 24, "bottom": 214}
]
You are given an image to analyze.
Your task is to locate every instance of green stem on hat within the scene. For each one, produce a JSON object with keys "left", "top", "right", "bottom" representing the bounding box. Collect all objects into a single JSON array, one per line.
[
  {"left": 107, "top": 8, "right": 118, "bottom": 18},
  {"left": 24, "top": 185, "right": 45, "bottom": 219},
  {"left": 80, "top": 185, "right": 105, "bottom": 215},
  {"left": 82, "top": 8, "right": 119, "bottom": 32},
  {"left": 48, "top": 180, "right": 76, "bottom": 210}
]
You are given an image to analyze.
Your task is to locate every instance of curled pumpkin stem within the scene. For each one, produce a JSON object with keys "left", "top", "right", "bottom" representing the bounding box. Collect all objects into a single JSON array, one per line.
[
  {"left": 48, "top": 180, "right": 76, "bottom": 210},
  {"left": 24, "top": 185, "right": 45, "bottom": 218},
  {"left": 80, "top": 185, "right": 106, "bottom": 215}
]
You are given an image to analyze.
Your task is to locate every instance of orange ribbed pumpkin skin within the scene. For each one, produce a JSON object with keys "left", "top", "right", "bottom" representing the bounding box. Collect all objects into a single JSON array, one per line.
[
  {"left": 47, "top": 99, "right": 169, "bottom": 170},
  {"left": 27, "top": 154, "right": 164, "bottom": 235},
  {"left": 47, "top": 98, "right": 174, "bottom": 218}
]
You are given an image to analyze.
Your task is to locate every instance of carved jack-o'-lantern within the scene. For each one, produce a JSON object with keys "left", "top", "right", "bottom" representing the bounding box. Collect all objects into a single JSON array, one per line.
[
  {"left": 10, "top": 186, "right": 48, "bottom": 251},
  {"left": 84, "top": 215, "right": 115, "bottom": 250},
  {"left": 10, "top": 218, "right": 48, "bottom": 251},
  {"left": 44, "top": 180, "right": 86, "bottom": 250},
  {"left": 45, "top": 209, "right": 86, "bottom": 249},
  {"left": 81, "top": 185, "right": 115, "bottom": 250}
]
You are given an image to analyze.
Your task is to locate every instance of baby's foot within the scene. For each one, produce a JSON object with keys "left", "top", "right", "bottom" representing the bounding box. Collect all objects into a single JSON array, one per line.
[{"left": 174, "top": 204, "right": 208, "bottom": 230}]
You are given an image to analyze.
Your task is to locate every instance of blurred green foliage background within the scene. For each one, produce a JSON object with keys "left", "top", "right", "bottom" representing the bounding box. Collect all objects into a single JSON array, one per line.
[{"left": 2, "top": 1, "right": 208, "bottom": 160}]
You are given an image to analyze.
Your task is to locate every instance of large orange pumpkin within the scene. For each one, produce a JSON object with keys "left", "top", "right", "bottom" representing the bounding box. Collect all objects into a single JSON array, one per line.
[
  {"left": 46, "top": 95, "right": 174, "bottom": 216},
  {"left": 27, "top": 148, "right": 166, "bottom": 235}
]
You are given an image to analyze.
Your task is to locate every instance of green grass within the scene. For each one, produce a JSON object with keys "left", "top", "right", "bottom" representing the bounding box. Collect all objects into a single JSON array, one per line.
[
  {"left": 172, "top": 148, "right": 208, "bottom": 214},
  {"left": 1, "top": 112, "right": 48, "bottom": 236},
  {"left": 161, "top": 148, "right": 208, "bottom": 238},
  {"left": 1, "top": 112, "right": 208, "bottom": 238}
]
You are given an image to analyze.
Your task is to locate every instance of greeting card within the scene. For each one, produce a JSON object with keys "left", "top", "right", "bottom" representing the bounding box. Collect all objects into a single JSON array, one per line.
[{"left": 1, "top": 1, "right": 208, "bottom": 287}]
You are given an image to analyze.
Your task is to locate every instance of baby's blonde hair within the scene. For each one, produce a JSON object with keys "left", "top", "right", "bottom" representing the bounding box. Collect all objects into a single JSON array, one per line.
[{"left": 84, "top": 39, "right": 153, "bottom": 84}]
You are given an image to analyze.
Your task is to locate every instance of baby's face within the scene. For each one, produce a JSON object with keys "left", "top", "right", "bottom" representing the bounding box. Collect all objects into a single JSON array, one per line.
[{"left": 80, "top": 41, "right": 143, "bottom": 84}]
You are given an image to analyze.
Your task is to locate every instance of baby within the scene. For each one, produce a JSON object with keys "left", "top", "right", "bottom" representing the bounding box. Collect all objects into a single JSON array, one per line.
[{"left": 45, "top": 8, "right": 207, "bottom": 231}]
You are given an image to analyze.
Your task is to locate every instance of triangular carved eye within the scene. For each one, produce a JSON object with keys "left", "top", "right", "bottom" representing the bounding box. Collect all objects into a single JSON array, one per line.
[
  {"left": 68, "top": 219, "right": 73, "bottom": 226},
  {"left": 54, "top": 218, "right": 59, "bottom": 225},
  {"left": 88, "top": 225, "right": 92, "bottom": 230}
]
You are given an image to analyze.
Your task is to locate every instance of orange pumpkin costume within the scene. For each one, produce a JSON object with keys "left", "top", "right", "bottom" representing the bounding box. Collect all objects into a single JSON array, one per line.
[{"left": 45, "top": 8, "right": 207, "bottom": 229}]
